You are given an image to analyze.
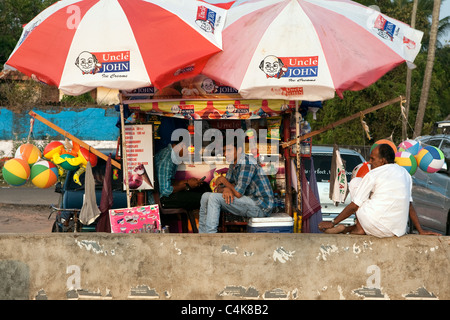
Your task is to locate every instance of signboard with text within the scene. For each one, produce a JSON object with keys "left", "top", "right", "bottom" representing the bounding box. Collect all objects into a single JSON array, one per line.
[{"left": 123, "top": 124, "right": 154, "bottom": 191}]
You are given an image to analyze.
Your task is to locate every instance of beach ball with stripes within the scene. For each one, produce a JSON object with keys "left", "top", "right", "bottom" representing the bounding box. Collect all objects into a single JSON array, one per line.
[
  {"left": 351, "top": 162, "right": 371, "bottom": 179},
  {"left": 397, "top": 139, "right": 421, "bottom": 156},
  {"left": 30, "top": 160, "right": 58, "bottom": 188},
  {"left": 371, "top": 139, "right": 397, "bottom": 154},
  {"left": 43, "top": 141, "right": 64, "bottom": 160},
  {"left": 416, "top": 146, "right": 445, "bottom": 173},
  {"left": 2, "top": 158, "right": 30, "bottom": 186},
  {"left": 15, "top": 143, "right": 41, "bottom": 166},
  {"left": 395, "top": 151, "right": 417, "bottom": 175}
]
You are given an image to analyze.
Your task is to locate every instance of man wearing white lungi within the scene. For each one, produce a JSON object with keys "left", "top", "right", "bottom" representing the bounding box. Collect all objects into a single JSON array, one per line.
[{"left": 318, "top": 144, "right": 440, "bottom": 237}]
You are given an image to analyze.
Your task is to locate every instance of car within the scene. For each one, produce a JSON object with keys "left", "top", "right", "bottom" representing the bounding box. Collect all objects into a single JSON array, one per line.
[
  {"left": 52, "top": 150, "right": 127, "bottom": 232},
  {"left": 303, "top": 146, "right": 366, "bottom": 226},
  {"left": 413, "top": 133, "right": 450, "bottom": 235}
]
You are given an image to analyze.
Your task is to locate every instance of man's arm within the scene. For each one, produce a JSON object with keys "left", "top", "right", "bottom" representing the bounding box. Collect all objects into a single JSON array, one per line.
[
  {"left": 171, "top": 178, "right": 203, "bottom": 193},
  {"left": 216, "top": 176, "right": 242, "bottom": 198},
  {"left": 318, "top": 202, "right": 359, "bottom": 231},
  {"left": 409, "top": 203, "right": 441, "bottom": 236}
]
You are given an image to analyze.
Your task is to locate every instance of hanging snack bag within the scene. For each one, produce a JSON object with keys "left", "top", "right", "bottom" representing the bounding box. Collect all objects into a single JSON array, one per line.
[{"left": 267, "top": 116, "right": 282, "bottom": 140}]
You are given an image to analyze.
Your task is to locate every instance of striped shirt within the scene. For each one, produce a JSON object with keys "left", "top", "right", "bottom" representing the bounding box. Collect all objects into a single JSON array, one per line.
[
  {"left": 226, "top": 154, "right": 275, "bottom": 215},
  {"left": 154, "top": 144, "right": 178, "bottom": 197}
]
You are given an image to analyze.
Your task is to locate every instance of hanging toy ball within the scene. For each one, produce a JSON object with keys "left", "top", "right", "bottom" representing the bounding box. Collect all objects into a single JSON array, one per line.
[
  {"left": 43, "top": 141, "right": 64, "bottom": 160},
  {"left": 416, "top": 146, "right": 445, "bottom": 173},
  {"left": 395, "top": 151, "right": 418, "bottom": 175},
  {"left": 397, "top": 139, "right": 421, "bottom": 156},
  {"left": 30, "top": 160, "right": 59, "bottom": 188},
  {"left": 2, "top": 158, "right": 30, "bottom": 186},
  {"left": 370, "top": 139, "right": 397, "bottom": 154},
  {"left": 79, "top": 147, "right": 98, "bottom": 167},
  {"left": 351, "top": 161, "right": 371, "bottom": 179},
  {"left": 15, "top": 143, "right": 41, "bottom": 166}
]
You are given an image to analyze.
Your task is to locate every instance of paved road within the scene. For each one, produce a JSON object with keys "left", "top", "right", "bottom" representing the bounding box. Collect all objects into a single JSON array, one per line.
[{"left": 0, "top": 186, "right": 60, "bottom": 206}]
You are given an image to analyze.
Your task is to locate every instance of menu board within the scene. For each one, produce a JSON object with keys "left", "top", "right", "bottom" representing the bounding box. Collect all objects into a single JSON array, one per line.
[
  {"left": 123, "top": 124, "right": 154, "bottom": 190},
  {"left": 109, "top": 205, "right": 160, "bottom": 233}
]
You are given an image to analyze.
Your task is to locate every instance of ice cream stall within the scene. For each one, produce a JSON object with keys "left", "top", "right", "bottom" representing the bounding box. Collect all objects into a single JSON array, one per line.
[{"left": 118, "top": 75, "right": 316, "bottom": 233}]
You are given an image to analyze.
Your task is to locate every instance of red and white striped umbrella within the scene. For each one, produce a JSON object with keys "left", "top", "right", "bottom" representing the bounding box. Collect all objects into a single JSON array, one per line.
[
  {"left": 5, "top": 0, "right": 230, "bottom": 95},
  {"left": 202, "top": 0, "right": 423, "bottom": 101}
]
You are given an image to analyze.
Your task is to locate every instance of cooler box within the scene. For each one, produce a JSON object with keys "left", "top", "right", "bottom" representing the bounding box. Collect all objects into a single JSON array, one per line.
[{"left": 247, "top": 213, "right": 294, "bottom": 233}]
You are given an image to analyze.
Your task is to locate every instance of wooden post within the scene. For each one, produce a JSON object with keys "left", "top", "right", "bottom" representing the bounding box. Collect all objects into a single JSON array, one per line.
[
  {"left": 119, "top": 94, "right": 131, "bottom": 208},
  {"left": 281, "top": 96, "right": 404, "bottom": 149}
]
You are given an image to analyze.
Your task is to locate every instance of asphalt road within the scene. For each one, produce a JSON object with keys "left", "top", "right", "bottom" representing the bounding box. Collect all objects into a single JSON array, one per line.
[{"left": 0, "top": 186, "right": 60, "bottom": 206}]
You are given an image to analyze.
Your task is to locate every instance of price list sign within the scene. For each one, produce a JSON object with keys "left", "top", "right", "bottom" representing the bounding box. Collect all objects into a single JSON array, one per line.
[{"left": 123, "top": 124, "right": 154, "bottom": 191}]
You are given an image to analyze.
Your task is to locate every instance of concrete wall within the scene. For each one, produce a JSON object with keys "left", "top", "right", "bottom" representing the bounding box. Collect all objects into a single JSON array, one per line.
[{"left": 0, "top": 233, "right": 448, "bottom": 300}]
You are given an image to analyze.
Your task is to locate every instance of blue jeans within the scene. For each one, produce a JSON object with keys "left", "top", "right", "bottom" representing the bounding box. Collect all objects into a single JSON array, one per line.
[{"left": 198, "top": 192, "right": 265, "bottom": 233}]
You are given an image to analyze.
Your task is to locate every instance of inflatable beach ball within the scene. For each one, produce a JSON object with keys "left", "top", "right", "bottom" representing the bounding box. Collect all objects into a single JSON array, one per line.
[
  {"left": 30, "top": 160, "right": 58, "bottom": 188},
  {"left": 43, "top": 141, "right": 64, "bottom": 160},
  {"left": 371, "top": 139, "right": 397, "bottom": 154},
  {"left": 416, "top": 146, "right": 445, "bottom": 173},
  {"left": 15, "top": 143, "right": 41, "bottom": 166},
  {"left": 2, "top": 158, "right": 30, "bottom": 186},
  {"left": 397, "top": 139, "right": 421, "bottom": 156},
  {"left": 395, "top": 151, "right": 417, "bottom": 175},
  {"left": 351, "top": 162, "right": 371, "bottom": 179}
]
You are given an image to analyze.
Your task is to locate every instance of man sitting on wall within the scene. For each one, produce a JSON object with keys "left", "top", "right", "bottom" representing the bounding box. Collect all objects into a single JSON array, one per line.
[
  {"left": 198, "top": 139, "right": 275, "bottom": 233},
  {"left": 318, "top": 144, "right": 440, "bottom": 237}
]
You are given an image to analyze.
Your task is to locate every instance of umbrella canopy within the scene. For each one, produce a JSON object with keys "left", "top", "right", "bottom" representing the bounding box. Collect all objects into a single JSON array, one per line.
[
  {"left": 202, "top": 0, "right": 424, "bottom": 101},
  {"left": 5, "top": 0, "right": 230, "bottom": 95}
]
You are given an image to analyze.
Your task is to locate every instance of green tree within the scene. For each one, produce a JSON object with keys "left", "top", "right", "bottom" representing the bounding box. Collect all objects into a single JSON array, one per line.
[
  {"left": 309, "top": 0, "right": 449, "bottom": 146},
  {"left": 0, "top": 0, "right": 57, "bottom": 66}
]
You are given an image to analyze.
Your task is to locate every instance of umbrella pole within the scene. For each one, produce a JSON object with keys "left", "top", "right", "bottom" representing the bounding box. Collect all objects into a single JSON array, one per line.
[
  {"left": 119, "top": 94, "right": 131, "bottom": 208},
  {"left": 295, "top": 101, "right": 302, "bottom": 230}
]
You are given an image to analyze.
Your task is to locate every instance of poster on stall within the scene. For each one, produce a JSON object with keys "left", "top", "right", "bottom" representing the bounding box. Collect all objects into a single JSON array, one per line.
[
  {"left": 123, "top": 124, "right": 154, "bottom": 191},
  {"left": 109, "top": 204, "right": 160, "bottom": 233}
]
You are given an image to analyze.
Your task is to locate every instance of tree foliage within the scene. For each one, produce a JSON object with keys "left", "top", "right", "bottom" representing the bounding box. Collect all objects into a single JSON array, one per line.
[
  {"left": 308, "top": 0, "right": 450, "bottom": 146},
  {"left": 0, "top": 0, "right": 57, "bottom": 65}
]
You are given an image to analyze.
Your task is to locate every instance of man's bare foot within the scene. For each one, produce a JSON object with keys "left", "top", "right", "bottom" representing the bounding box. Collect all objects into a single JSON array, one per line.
[{"left": 323, "top": 224, "right": 346, "bottom": 234}]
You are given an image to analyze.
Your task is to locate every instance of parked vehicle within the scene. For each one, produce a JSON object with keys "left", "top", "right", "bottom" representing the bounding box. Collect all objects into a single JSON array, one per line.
[
  {"left": 51, "top": 151, "right": 127, "bottom": 232},
  {"left": 413, "top": 134, "right": 450, "bottom": 235},
  {"left": 303, "top": 146, "right": 366, "bottom": 226}
]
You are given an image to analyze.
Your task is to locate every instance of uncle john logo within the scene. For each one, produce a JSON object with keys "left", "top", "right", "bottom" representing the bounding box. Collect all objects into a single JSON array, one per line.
[
  {"left": 259, "top": 55, "right": 319, "bottom": 79},
  {"left": 75, "top": 51, "right": 130, "bottom": 75}
]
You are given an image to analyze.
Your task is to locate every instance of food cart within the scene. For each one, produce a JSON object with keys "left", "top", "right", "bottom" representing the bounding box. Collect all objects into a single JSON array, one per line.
[{"left": 118, "top": 74, "right": 315, "bottom": 233}]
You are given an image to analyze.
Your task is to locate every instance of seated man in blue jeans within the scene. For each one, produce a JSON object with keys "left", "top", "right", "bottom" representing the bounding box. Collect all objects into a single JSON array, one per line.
[{"left": 198, "top": 140, "right": 275, "bottom": 233}]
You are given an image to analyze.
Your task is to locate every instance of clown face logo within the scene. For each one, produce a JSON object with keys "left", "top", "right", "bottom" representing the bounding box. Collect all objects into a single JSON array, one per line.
[
  {"left": 259, "top": 55, "right": 287, "bottom": 78},
  {"left": 75, "top": 51, "right": 101, "bottom": 74}
]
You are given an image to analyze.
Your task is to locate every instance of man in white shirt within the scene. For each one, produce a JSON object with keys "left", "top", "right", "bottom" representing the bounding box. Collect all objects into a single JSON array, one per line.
[{"left": 318, "top": 144, "right": 440, "bottom": 237}]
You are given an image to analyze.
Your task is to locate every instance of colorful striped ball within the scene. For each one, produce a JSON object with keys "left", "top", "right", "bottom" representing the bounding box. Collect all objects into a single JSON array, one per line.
[
  {"left": 416, "top": 146, "right": 445, "bottom": 173},
  {"left": 371, "top": 139, "right": 397, "bottom": 154},
  {"left": 43, "top": 141, "right": 64, "bottom": 160},
  {"left": 351, "top": 161, "right": 371, "bottom": 179},
  {"left": 395, "top": 151, "right": 417, "bottom": 175},
  {"left": 15, "top": 143, "right": 41, "bottom": 166},
  {"left": 397, "top": 139, "right": 421, "bottom": 156},
  {"left": 30, "top": 160, "right": 58, "bottom": 188},
  {"left": 2, "top": 158, "right": 30, "bottom": 186}
]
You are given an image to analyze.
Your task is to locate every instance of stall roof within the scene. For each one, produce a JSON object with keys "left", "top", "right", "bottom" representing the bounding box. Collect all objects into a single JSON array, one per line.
[{"left": 120, "top": 75, "right": 297, "bottom": 120}]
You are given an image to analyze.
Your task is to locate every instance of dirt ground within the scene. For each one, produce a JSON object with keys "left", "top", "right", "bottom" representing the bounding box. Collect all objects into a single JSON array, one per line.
[{"left": 0, "top": 203, "right": 54, "bottom": 233}]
